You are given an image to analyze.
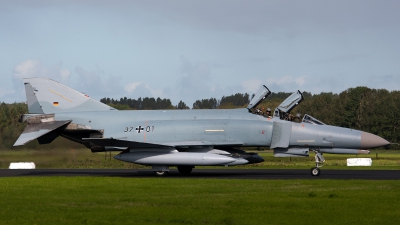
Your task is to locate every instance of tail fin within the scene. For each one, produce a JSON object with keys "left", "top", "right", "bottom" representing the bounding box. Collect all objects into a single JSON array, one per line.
[{"left": 23, "top": 77, "right": 115, "bottom": 114}]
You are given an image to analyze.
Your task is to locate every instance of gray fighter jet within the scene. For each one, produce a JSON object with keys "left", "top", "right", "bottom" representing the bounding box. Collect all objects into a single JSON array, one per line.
[{"left": 14, "top": 78, "right": 390, "bottom": 176}]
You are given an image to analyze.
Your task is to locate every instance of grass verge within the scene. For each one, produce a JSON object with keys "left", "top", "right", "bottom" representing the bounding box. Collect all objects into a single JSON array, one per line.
[{"left": 0, "top": 177, "right": 399, "bottom": 225}]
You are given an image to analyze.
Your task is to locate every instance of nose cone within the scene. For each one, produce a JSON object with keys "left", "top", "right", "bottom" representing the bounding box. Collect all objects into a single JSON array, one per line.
[{"left": 361, "top": 132, "right": 390, "bottom": 149}]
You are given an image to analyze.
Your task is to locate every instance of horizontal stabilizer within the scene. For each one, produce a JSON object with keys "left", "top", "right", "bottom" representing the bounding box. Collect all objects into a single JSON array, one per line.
[{"left": 13, "top": 120, "right": 71, "bottom": 146}]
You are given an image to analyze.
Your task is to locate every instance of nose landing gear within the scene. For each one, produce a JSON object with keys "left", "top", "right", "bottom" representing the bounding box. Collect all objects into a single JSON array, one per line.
[{"left": 310, "top": 150, "right": 325, "bottom": 176}]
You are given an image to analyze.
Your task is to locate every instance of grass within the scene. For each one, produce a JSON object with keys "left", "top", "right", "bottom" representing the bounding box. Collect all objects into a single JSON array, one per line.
[
  {"left": 1, "top": 148, "right": 399, "bottom": 170},
  {"left": 252, "top": 150, "right": 400, "bottom": 169},
  {"left": 0, "top": 148, "right": 140, "bottom": 169},
  {"left": 0, "top": 177, "right": 399, "bottom": 225}
]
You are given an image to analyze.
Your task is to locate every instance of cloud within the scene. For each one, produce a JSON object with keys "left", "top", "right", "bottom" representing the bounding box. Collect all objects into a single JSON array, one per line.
[
  {"left": 237, "top": 76, "right": 309, "bottom": 98},
  {"left": 132, "top": 0, "right": 400, "bottom": 37},
  {"left": 364, "top": 74, "right": 400, "bottom": 92},
  {"left": 124, "top": 82, "right": 144, "bottom": 93},
  {"left": 74, "top": 66, "right": 124, "bottom": 100},
  {"left": 176, "top": 57, "right": 212, "bottom": 100},
  {"left": 124, "top": 82, "right": 163, "bottom": 99},
  {"left": 0, "top": 87, "right": 14, "bottom": 100},
  {"left": 74, "top": 66, "right": 164, "bottom": 101},
  {"left": 1, "top": 1, "right": 399, "bottom": 105},
  {"left": 60, "top": 68, "right": 71, "bottom": 79},
  {"left": 0, "top": 59, "right": 72, "bottom": 103},
  {"left": 12, "top": 59, "right": 71, "bottom": 84},
  {"left": 241, "top": 79, "right": 263, "bottom": 93},
  {"left": 13, "top": 59, "right": 43, "bottom": 79},
  {"left": 238, "top": 76, "right": 316, "bottom": 96},
  {"left": 180, "top": 57, "right": 211, "bottom": 79},
  {"left": 266, "top": 76, "right": 307, "bottom": 86},
  {"left": 302, "top": 75, "right": 345, "bottom": 94}
]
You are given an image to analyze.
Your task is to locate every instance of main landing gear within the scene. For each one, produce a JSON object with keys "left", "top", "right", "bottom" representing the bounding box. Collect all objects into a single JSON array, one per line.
[
  {"left": 154, "top": 171, "right": 168, "bottom": 176},
  {"left": 152, "top": 166, "right": 169, "bottom": 176},
  {"left": 177, "top": 166, "right": 194, "bottom": 175},
  {"left": 152, "top": 165, "right": 194, "bottom": 176},
  {"left": 311, "top": 150, "right": 325, "bottom": 176}
]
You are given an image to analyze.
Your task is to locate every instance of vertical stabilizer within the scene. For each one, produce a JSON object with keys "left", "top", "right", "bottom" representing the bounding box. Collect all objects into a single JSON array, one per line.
[
  {"left": 23, "top": 78, "right": 115, "bottom": 114},
  {"left": 25, "top": 82, "right": 44, "bottom": 114}
]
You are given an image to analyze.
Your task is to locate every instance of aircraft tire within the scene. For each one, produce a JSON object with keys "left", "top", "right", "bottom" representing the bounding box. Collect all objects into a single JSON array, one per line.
[
  {"left": 311, "top": 167, "right": 320, "bottom": 176},
  {"left": 177, "top": 166, "right": 193, "bottom": 175},
  {"left": 154, "top": 171, "right": 169, "bottom": 176}
]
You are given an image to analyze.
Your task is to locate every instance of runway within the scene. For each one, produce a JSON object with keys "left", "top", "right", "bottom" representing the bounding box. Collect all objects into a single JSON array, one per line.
[{"left": 0, "top": 169, "right": 399, "bottom": 179}]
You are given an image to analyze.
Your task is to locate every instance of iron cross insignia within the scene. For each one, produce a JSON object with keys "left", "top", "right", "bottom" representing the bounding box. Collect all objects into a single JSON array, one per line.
[{"left": 135, "top": 126, "right": 144, "bottom": 133}]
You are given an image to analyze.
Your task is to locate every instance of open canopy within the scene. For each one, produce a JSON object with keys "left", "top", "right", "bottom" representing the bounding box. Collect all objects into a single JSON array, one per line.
[
  {"left": 273, "top": 90, "right": 303, "bottom": 119},
  {"left": 247, "top": 85, "right": 271, "bottom": 110},
  {"left": 276, "top": 90, "right": 303, "bottom": 114}
]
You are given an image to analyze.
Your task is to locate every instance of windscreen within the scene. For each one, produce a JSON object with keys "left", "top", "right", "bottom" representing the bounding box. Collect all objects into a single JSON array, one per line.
[{"left": 302, "top": 114, "right": 326, "bottom": 125}]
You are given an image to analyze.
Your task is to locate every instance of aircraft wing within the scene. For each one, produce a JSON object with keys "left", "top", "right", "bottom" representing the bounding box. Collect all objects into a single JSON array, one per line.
[
  {"left": 82, "top": 138, "right": 173, "bottom": 149},
  {"left": 83, "top": 138, "right": 243, "bottom": 150}
]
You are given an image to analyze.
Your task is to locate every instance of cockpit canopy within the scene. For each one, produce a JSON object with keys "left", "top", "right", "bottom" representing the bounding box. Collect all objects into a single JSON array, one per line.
[
  {"left": 247, "top": 85, "right": 271, "bottom": 111},
  {"left": 276, "top": 90, "right": 303, "bottom": 113},
  {"left": 273, "top": 90, "right": 303, "bottom": 120},
  {"left": 248, "top": 85, "right": 326, "bottom": 125}
]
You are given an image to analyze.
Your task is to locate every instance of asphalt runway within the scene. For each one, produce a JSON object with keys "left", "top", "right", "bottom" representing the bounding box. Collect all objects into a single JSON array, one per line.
[{"left": 0, "top": 169, "right": 399, "bottom": 179}]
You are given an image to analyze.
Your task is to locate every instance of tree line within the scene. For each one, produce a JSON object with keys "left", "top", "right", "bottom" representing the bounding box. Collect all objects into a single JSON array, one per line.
[
  {"left": 100, "top": 93, "right": 251, "bottom": 110},
  {"left": 100, "top": 97, "right": 178, "bottom": 110},
  {"left": 0, "top": 86, "right": 399, "bottom": 149}
]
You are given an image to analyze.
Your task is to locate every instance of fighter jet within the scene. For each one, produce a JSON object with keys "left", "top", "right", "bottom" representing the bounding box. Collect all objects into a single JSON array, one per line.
[{"left": 14, "top": 78, "right": 390, "bottom": 176}]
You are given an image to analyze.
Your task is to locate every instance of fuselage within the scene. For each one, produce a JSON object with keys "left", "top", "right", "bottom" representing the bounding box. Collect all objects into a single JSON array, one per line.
[
  {"left": 54, "top": 107, "right": 388, "bottom": 151},
  {"left": 55, "top": 108, "right": 274, "bottom": 147}
]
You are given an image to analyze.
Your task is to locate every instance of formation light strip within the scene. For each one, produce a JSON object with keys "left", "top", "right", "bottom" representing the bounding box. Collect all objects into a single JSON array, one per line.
[{"left": 48, "top": 89, "right": 73, "bottom": 102}]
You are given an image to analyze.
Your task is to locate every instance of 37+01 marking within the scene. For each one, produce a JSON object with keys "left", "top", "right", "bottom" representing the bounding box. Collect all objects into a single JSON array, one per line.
[{"left": 124, "top": 126, "right": 154, "bottom": 133}]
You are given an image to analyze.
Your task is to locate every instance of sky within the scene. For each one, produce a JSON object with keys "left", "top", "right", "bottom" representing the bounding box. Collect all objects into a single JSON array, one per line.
[{"left": 1, "top": 0, "right": 400, "bottom": 107}]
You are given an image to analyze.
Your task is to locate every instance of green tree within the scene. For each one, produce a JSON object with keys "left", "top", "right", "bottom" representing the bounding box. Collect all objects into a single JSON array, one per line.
[
  {"left": 176, "top": 100, "right": 189, "bottom": 109},
  {"left": 100, "top": 96, "right": 175, "bottom": 110},
  {"left": 192, "top": 98, "right": 218, "bottom": 109},
  {"left": 219, "top": 93, "right": 250, "bottom": 108}
]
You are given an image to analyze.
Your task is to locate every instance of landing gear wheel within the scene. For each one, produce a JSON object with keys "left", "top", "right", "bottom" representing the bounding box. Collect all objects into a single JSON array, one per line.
[
  {"left": 177, "top": 166, "right": 193, "bottom": 175},
  {"left": 154, "top": 171, "right": 169, "bottom": 176},
  {"left": 311, "top": 167, "right": 320, "bottom": 176}
]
